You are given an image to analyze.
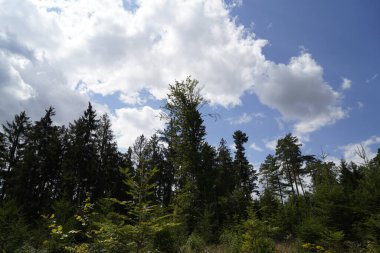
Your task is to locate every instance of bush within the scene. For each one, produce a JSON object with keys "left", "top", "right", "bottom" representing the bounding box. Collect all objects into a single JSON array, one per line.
[
  {"left": 219, "top": 228, "right": 241, "bottom": 253},
  {"left": 183, "top": 232, "right": 206, "bottom": 253},
  {"left": 297, "top": 216, "right": 344, "bottom": 252},
  {"left": 154, "top": 229, "right": 177, "bottom": 253},
  {"left": 240, "top": 213, "right": 276, "bottom": 253},
  {"left": 0, "top": 200, "right": 29, "bottom": 252}
]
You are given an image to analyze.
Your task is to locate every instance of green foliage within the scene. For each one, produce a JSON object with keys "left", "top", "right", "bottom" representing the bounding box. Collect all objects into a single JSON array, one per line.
[
  {"left": 296, "top": 216, "right": 344, "bottom": 251},
  {"left": 275, "top": 133, "right": 305, "bottom": 198},
  {"left": 42, "top": 195, "right": 95, "bottom": 252},
  {"left": 183, "top": 232, "right": 206, "bottom": 253},
  {"left": 93, "top": 166, "right": 179, "bottom": 252},
  {"left": 219, "top": 228, "right": 242, "bottom": 253},
  {"left": 153, "top": 228, "right": 178, "bottom": 253},
  {"left": 240, "top": 211, "right": 277, "bottom": 253},
  {"left": 0, "top": 200, "right": 29, "bottom": 252},
  {"left": 1, "top": 81, "right": 380, "bottom": 252}
]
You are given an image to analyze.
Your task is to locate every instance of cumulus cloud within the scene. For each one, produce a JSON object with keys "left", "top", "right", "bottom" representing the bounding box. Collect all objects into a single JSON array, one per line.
[
  {"left": 111, "top": 106, "right": 165, "bottom": 149},
  {"left": 253, "top": 53, "right": 346, "bottom": 136},
  {"left": 0, "top": 0, "right": 88, "bottom": 124},
  {"left": 0, "top": 0, "right": 347, "bottom": 144},
  {"left": 341, "top": 77, "right": 351, "bottom": 90},
  {"left": 340, "top": 136, "right": 380, "bottom": 164},
  {"left": 21, "top": 0, "right": 268, "bottom": 108}
]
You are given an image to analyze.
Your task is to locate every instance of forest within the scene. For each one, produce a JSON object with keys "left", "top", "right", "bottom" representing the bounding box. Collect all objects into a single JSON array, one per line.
[{"left": 0, "top": 78, "right": 379, "bottom": 253}]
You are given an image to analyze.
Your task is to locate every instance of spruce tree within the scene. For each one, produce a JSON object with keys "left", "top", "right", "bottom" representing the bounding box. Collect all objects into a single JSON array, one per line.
[
  {"left": 63, "top": 103, "right": 100, "bottom": 203},
  {"left": 232, "top": 130, "right": 258, "bottom": 219},
  {"left": 96, "top": 114, "right": 120, "bottom": 198},
  {"left": 18, "top": 107, "right": 63, "bottom": 217},
  {"left": 0, "top": 111, "right": 31, "bottom": 200}
]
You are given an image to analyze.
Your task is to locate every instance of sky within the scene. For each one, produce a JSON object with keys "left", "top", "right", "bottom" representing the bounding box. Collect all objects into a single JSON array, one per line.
[{"left": 0, "top": 0, "right": 379, "bottom": 166}]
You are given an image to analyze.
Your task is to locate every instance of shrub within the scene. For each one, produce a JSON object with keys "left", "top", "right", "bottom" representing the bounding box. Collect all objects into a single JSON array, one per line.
[
  {"left": 183, "top": 232, "right": 206, "bottom": 253},
  {"left": 219, "top": 228, "right": 241, "bottom": 253}
]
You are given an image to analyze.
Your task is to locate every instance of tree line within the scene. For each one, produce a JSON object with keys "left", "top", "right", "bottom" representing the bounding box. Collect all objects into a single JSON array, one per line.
[{"left": 0, "top": 78, "right": 379, "bottom": 252}]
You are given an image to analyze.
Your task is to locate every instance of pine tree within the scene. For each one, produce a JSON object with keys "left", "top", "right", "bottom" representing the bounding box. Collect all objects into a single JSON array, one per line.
[{"left": 275, "top": 133, "right": 304, "bottom": 197}]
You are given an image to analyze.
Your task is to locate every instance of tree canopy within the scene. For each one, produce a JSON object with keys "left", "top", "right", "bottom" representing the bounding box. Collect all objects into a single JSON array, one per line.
[{"left": 0, "top": 78, "right": 379, "bottom": 252}]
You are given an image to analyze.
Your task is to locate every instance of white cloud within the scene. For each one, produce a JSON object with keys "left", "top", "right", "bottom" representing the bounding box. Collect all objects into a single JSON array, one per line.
[
  {"left": 253, "top": 53, "right": 347, "bottom": 136},
  {"left": 366, "top": 73, "right": 378, "bottom": 83},
  {"left": 340, "top": 136, "right": 380, "bottom": 164},
  {"left": 22, "top": 0, "right": 269, "bottom": 108},
  {"left": 250, "top": 142, "right": 263, "bottom": 152},
  {"left": 111, "top": 106, "right": 165, "bottom": 149},
  {"left": 341, "top": 77, "right": 351, "bottom": 90},
  {"left": 0, "top": 0, "right": 89, "bottom": 124},
  {"left": 228, "top": 112, "right": 265, "bottom": 124},
  {"left": 264, "top": 138, "right": 278, "bottom": 151},
  {"left": 357, "top": 101, "right": 364, "bottom": 109},
  {"left": 0, "top": 0, "right": 347, "bottom": 142}
]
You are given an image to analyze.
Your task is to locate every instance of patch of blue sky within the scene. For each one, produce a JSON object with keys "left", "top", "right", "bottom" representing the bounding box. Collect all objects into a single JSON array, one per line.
[
  {"left": 91, "top": 92, "right": 126, "bottom": 113},
  {"left": 122, "top": 0, "right": 139, "bottom": 13},
  {"left": 203, "top": 91, "right": 287, "bottom": 164},
  {"left": 90, "top": 89, "right": 164, "bottom": 113},
  {"left": 47, "top": 7, "right": 62, "bottom": 14},
  {"left": 225, "top": 0, "right": 380, "bottom": 162}
]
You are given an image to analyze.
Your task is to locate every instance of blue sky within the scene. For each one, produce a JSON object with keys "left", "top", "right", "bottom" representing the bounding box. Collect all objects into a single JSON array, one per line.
[
  {"left": 205, "top": 0, "right": 380, "bottom": 164},
  {"left": 228, "top": 0, "right": 380, "bottom": 163},
  {"left": 0, "top": 0, "right": 379, "bottom": 165}
]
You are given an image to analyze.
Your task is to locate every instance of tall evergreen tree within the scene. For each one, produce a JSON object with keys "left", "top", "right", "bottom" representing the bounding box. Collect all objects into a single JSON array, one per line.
[
  {"left": 232, "top": 130, "right": 258, "bottom": 219},
  {"left": 96, "top": 114, "right": 121, "bottom": 197},
  {"left": 63, "top": 103, "right": 100, "bottom": 203},
  {"left": 145, "top": 134, "right": 169, "bottom": 206},
  {"left": 214, "top": 139, "right": 235, "bottom": 229},
  {"left": 260, "top": 154, "right": 284, "bottom": 205},
  {"left": 215, "top": 139, "right": 234, "bottom": 198},
  {"left": 275, "top": 133, "right": 304, "bottom": 197},
  {"left": 161, "top": 77, "right": 206, "bottom": 233},
  {"left": 17, "top": 107, "right": 63, "bottom": 217},
  {"left": 0, "top": 111, "right": 31, "bottom": 200}
]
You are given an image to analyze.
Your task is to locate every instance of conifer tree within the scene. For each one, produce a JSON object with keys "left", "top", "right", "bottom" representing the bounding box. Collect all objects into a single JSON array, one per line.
[
  {"left": 232, "top": 130, "right": 258, "bottom": 219},
  {"left": 275, "top": 133, "right": 304, "bottom": 197},
  {"left": 17, "top": 107, "right": 63, "bottom": 217},
  {"left": 0, "top": 111, "right": 31, "bottom": 200},
  {"left": 145, "top": 134, "right": 169, "bottom": 206},
  {"left": 63, "top": 103, "right": 100, "bottom": 203},
  {"left": 214, "top": 139, "right": 235, "bottom": 226},
  {"left": 260, "top": 154, "right": 284, "bottom": 205},
  {"left": 96, "top": 114, "right": 120, "bottom": 197}
]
